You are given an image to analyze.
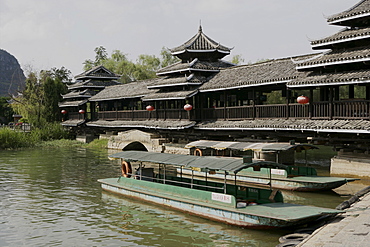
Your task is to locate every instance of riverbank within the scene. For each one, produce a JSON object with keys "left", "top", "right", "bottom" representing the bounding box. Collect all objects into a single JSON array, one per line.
[{"left": 295, "top": 186, "right": 370, "bottom": 247}]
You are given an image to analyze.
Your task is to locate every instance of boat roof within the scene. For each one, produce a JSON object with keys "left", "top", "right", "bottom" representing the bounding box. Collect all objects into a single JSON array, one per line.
[
  {"left": 185, "top": 140, "right": 318, "bottom": 152},
  {"left": 108, "top": 151, "right": 289, "bottom": 173}
]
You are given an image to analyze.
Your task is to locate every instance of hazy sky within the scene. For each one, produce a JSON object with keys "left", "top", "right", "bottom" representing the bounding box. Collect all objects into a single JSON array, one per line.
[{"left": 0, "top": 0, "right": 361, "bottom": 77}]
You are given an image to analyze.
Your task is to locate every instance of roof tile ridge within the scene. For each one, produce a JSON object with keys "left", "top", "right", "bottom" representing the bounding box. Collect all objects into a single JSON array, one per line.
[
  {"left": 291, "top": 51, "right": 329, "bottom": 64},
  {"left": 184, "top": 29, "right": 203, "bottom": 48},
  {"left": 327, "top": 0, "right": 370, "bottom": 21}
]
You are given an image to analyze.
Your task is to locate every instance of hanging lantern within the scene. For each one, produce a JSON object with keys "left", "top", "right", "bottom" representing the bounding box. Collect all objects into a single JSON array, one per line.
[
  {"left": 184, "top": 104, "right": 193, "bottom": 111},
  {"left": 79, "top": 109, "right": 85, "bottom": 114},
  {"left": 146, "top": 105, "right": 154, "bottom": 111},
  {"left": 61, "top": 110, "right": 67, "bottom": 114},
  {"left": 297, "top": 96, "right": 309, "bottom": 104}
]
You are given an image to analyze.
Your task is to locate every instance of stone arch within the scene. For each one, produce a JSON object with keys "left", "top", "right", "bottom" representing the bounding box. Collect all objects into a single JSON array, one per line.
[
  {"left": 108, "top": 130, "right": 164, "bottom": 152},
  {"left": 122, "top": 141, "right": 148, "bottom": 151}
]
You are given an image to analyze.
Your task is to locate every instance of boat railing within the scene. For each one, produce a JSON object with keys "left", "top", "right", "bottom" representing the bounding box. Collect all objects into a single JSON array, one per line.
[{"left": 153, "top": 174, "right": 225, "bottom": 192}]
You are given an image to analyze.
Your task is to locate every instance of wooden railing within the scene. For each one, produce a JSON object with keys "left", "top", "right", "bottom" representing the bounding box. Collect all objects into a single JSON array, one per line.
[
  {"left": 80, "top": 100, "right": 370, "bottom": 122},
  {"left": 96, "top": 109, "right": 189, "bottom": 121}
]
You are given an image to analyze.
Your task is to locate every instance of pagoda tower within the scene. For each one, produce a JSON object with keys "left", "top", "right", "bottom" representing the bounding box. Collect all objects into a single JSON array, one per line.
[
  {"left": 289, "top": 0, "right": 370, "bottom": 102},
  {"left": 59, "top": 65, "right": 120, "bottom": 126},
  {"left": 143, "top": 26, "right": 234, "bottom": 104}
]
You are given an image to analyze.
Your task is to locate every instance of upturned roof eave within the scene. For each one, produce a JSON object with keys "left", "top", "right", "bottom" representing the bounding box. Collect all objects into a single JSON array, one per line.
[
  {"left": 328, "top": 12, "right": 370, "bottom": 25},
  {"left": 288, "top": 79, "right": 370, "bottom": 88},
  {"left": 147, "top": 82, "right": 203, "bottom": 89},
  {"left": 89, "top": 95, "right": 146, "bottom": 102},
  {"left": 74, "top": 76, "right": 120, "bottom": 80},
  {"left": 62, "top": 95, "right": 91, "bottom": 99},
  {"left": 142, "top": 90, "right": 198, "bottom": 101},
  {"left": 311, "top": 34, "right": 370, "bottom": 49},
  {"left": 199, "top": 80, "right": 291, "bottom": 93},
  {"left": 171, "top": 49, "right": 231, "bottom": 56},
  {"left": 68, "top": 85, "right": 106, "bottom": 90},
  {"left": 156, "top": 68, "right": 219, "bottom": 76},
  {"left": 296, "top": 57, "right": 370, "bottom": 70}
]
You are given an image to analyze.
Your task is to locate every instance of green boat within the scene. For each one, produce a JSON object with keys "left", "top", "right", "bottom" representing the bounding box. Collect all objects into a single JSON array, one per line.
[
  {"left": 99, "top": 151, "right": 342, "bottom": 229},
  {"left": 183, "top": 140, "right": 358, "bottom": 191}
]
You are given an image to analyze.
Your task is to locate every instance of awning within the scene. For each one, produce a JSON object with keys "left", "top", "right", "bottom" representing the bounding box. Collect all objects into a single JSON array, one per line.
[
  {"left": 109, "top": 151, "right": 260, "bottom": 173},
  {"left": 108, "top": 150, "right": 288, "bottom": 173},
  {"left": 185, "top": 140, "right": 318, "bottom": 152}
]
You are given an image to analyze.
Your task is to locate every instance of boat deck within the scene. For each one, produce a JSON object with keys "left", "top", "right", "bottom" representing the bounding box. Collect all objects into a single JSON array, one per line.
[{"left": 99, "top": 177, "right": 342, "bottom": 222}]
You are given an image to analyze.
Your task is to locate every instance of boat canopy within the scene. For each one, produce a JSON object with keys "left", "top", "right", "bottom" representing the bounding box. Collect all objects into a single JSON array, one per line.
[
  {"left": 185, "top": 140, "right": 318, "bottom": 152},
  {"left": 109, "top": 151, "right": 289, "bottom": 173}
]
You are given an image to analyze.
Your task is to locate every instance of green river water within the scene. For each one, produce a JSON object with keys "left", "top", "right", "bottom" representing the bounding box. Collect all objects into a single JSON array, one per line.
[{"left": 0, "top": 147, "right": 368, "bottom": 247}]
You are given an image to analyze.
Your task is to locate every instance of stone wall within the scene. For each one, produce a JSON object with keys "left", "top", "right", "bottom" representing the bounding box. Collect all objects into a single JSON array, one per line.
[{"left": 331, "top": 155, "right": 370, "bottom": 178}]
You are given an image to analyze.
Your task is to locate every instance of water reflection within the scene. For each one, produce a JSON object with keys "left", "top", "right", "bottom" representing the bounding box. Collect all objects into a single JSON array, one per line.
[
  {"left": 101, "top": 192, "right": 291, "bottom": 246},
  {"left": 1, "top": 148, "right": 287, "bottom": 247},
  {"left": 1, "top": 147, "right": 369, "bottom": 247}
]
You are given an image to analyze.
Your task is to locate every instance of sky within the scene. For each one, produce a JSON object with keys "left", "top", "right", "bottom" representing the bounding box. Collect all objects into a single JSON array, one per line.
[{"left": 0, "top": 0, "right": 361, "bottom": 78}]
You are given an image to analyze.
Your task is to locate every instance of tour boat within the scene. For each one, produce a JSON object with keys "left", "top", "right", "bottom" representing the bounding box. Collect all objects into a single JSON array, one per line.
[
  {"left": 99, "top": 151, "right": 342, "bottom": 229},
  {"left": 183, "top": 140, "right": 358, "bottom": 191}
]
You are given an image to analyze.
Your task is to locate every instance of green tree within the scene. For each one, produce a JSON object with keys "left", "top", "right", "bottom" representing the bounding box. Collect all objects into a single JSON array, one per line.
[
  {"left": 230, "top": 54, "right": 245, "bottom": 65},
  {"left": 160, "top": 47, "right": 180, "bottom": 68},
  {"left": 12, "top": 71, "right": 45, "bottom": 127},
  {"left": 83, "top": 46, "right": 109, "bottom": 71},
  {"left": 0, "top": 97, "right": 13, "bottom": 124},
  {"left": 43, "top": 77, "right": 67, "bottom": 122},
  {"left": 83, "top": 46, "right": 181, "bottom": 83},
  {"left": 11, "top": 68, "right": 68, "bottom": 127}
]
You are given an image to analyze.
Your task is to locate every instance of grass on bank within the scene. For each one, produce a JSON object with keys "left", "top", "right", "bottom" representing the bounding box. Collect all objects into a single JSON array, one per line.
[{"left": 0, "top": 123, "right": 108, "bottom": 150}]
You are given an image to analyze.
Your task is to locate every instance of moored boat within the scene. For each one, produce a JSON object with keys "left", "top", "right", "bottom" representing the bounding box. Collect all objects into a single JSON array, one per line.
[
  {"left": 99, "top": 151, "right": 342, "bottom": 229},
  {"left": 177, "top": 162, "right": 358, "bottom": 191},
  {"left": 183, "top": 140, "right": 358, "bottom": 191}
]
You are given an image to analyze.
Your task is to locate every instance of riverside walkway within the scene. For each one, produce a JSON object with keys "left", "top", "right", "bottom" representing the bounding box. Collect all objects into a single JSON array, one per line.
[{"left": 298, "top": 188, "right": 370, "bottom": 247}]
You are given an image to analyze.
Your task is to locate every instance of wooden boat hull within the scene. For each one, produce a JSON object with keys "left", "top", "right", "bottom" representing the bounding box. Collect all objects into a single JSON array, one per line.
[
  {"left": 178, "top": 169, "right": 357, "bottom": 192},
  {"left": 98, "top": 177, "right": 342, "bottom": 229}
]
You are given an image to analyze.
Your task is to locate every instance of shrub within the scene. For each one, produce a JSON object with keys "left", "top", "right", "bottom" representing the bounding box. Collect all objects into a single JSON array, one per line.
[
  {"left": 0, "top": 122, "right": 71, "bottom": 149},
  {"left": 0, "top": 127, "right": 33, "bottom": 149}
]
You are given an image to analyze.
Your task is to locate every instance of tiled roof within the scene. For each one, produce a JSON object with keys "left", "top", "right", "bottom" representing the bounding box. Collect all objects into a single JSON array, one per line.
[
  {"left": 327, "top": 0, "right": 370, "bottom": 25},
  {"left": 74, "top": 65, "right": 120, "bottom": 80},
  {"left": 58, "top": 100, "right": 88, "bottom": 107},
  {"left": 170, "top": 26, "right": 232, "bottom": 55},
  {"left": 195, "top": 119, "right": 370, "bottom": 134},
  {"left": 68, "top": 79, "right": 121, "bottom": 90},
  {"left": 295, "top": 46, "right": 370, "bottom": 70},
  {"left": 288, "top": 70, "right": 370, "bottom": 88},
  {"left": 147, "top": 74, "right": 206, "bottom": 89},
  {"left": 199, "top": 55, "right": 314, "bottom": 92},
  {"left": 62, "top": 89, "right": 95, "bottom": 99},
  {"left": 89, "top": 81, "right": 153, "bottom": 101},
  {"left": 61, "top": 119, "right": 85, "bottom": 127},
  {"left": 156, "top": 59, "right": 233, "bottom": 75},
  {"left": 141, "top": 89, "right": 198, "bottom": 101},
  {"left": 86, "top": 119, "right": 196, "bottom": 130},
  {"left": 311, "top": 27, "right": 370, "bottom": 49}
]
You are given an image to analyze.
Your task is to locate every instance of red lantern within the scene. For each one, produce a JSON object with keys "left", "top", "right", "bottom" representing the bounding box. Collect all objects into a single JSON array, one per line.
[
  {"left": 61, "top": 110, "right": 67, "bottom": 114},
  {"left": 297, "top": 96, "right": 309, "bottom": 104},
  {"left": 184, "top": 104, "right": 193, "bottom": 111},
  {"left": 146, "top": 105, "right": 154, "bottom": 111},
  {"left": 79, "top": 109, "right": 85, "bottom": 114}
]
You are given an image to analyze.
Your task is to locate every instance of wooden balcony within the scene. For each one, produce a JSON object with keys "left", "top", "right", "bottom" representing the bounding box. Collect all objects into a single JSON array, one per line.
[
  {"left": 85, "top": 100, "right": 370, "bottom": 122},
  {"left": 95, "top": 109, "right": 189, "bottom": 121}
]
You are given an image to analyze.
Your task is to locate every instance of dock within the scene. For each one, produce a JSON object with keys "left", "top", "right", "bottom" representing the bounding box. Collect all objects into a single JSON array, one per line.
[{"left": 296, "top": 187, "right": 370, "bottom": 247}]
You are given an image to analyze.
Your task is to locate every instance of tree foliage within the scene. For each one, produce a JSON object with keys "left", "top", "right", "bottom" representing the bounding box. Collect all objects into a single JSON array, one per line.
[
  {"left": 230, "top": 54, "right": 245, "bottom": 65},
  {"left": 83, "top": 46, "right": 180, "bottom": 83},
  {"left": 0, "top": 97, "right": 13, "bottom": 124},
  {"left": 11, "top": 68, "right": 68, "bottom": 127}
]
